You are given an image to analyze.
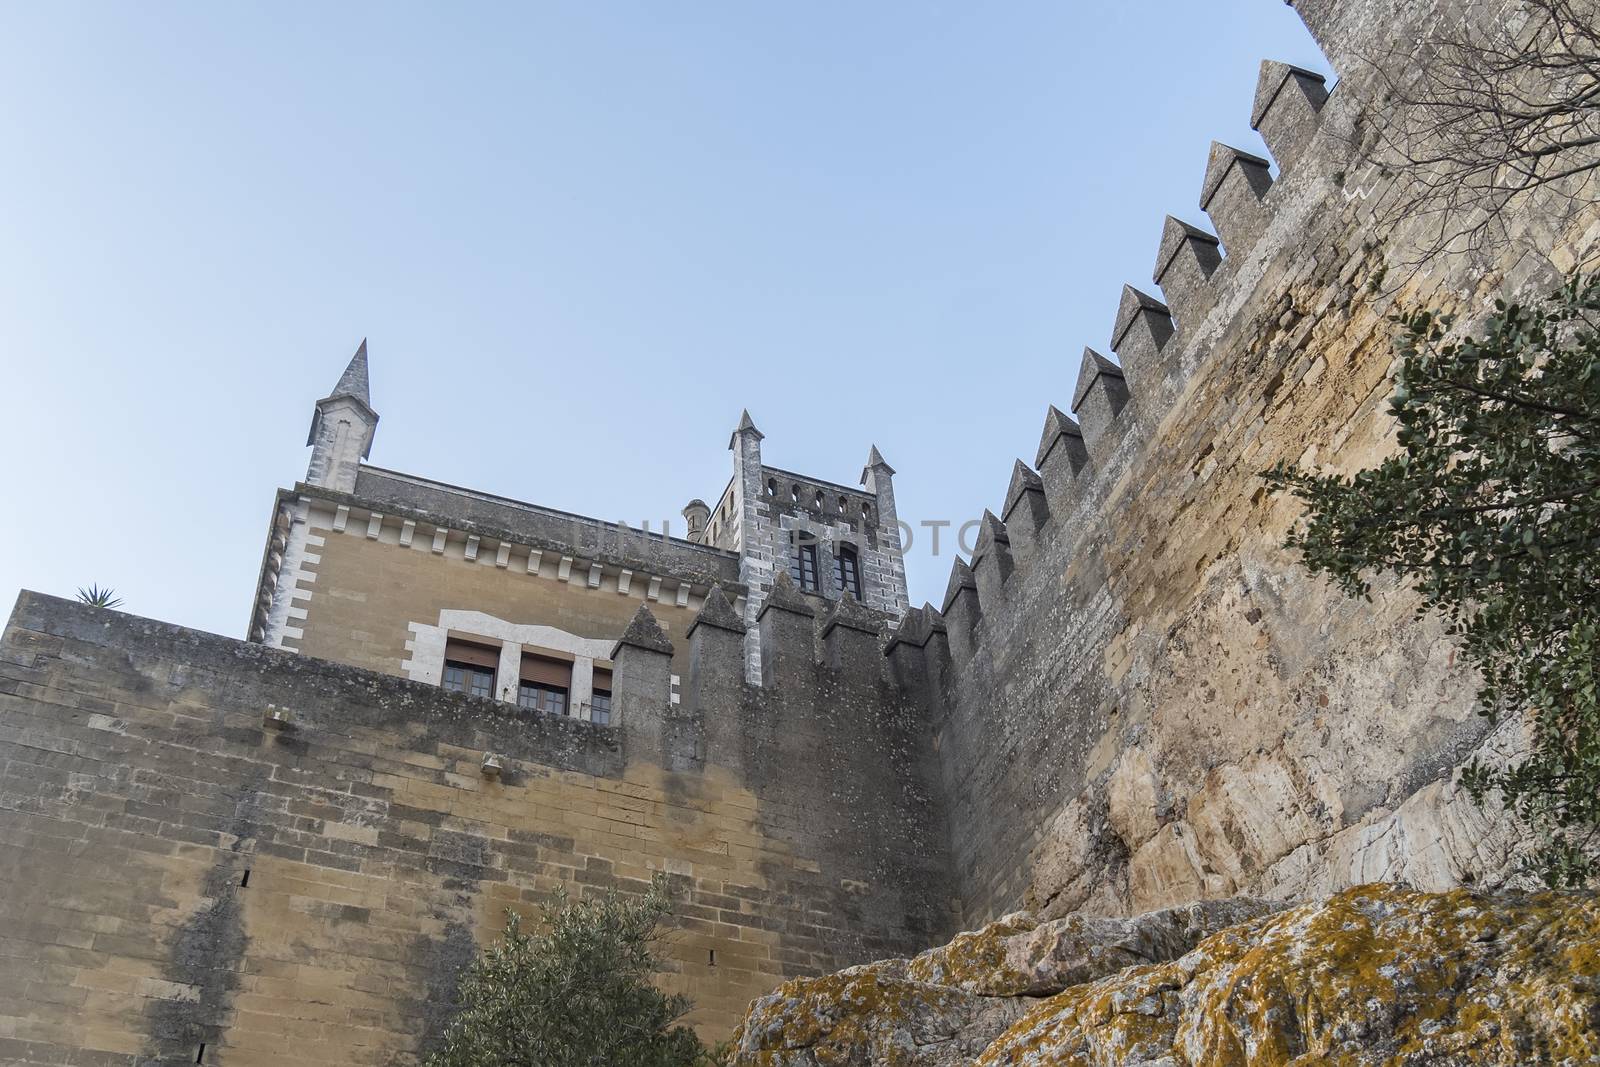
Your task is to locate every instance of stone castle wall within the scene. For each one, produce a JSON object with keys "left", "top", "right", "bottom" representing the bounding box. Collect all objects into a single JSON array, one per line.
[
  {"left": 0, "top": 592, "right": 949, "bottom": 1064},
  {"left": 890, "top": 0, "right": 1600, "bottom": 926}
]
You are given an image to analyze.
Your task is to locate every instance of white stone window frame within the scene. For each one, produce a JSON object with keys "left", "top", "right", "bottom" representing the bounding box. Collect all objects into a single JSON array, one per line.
[{"left": 404, "top": 610, "right": 616, "bottom": 723}]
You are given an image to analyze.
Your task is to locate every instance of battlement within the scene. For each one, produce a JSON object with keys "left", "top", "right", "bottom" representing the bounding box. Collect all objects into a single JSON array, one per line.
[{"left": 881, "top": 2, "right": 1599, "bottom": 924}]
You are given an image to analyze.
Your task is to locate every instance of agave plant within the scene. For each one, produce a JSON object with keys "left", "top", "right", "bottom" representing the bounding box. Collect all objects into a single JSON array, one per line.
[{"left": 75, "top": 584, "right": 123, "bottom": 610}]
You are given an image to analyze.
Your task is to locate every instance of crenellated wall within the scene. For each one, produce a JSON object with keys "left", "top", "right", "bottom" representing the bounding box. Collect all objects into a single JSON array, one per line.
[
  {"left": 884, "top": 0, "right": 1600, "bottom": 926},
  {"left": 0, "top": 590, "right": 948, "bottom": 1063}
]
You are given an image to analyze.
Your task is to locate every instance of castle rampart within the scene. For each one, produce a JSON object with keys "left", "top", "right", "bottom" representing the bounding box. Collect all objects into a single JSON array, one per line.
[
  {"left": 0, "top": 591, "right": 947, "bottom": 1062},
  {"left": 883, "top": 0, "right": 1600, "bottom": 925}
]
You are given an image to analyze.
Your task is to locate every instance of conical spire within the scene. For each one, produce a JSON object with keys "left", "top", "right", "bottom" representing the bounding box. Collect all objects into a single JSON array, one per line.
[
  {"left": 326, "top": 339, "right": 371, "bottom": 406},
  {"left": 728, "top": 408, "right": 765, "bottom": 450},
  {"left": 861, "top": 444, "right": 896, "bottom": 485}
]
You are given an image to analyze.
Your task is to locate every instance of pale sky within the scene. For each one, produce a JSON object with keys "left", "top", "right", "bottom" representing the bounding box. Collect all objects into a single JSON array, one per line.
[{"left": 0, "top": 2, "right": 1329, "bottom": 635}]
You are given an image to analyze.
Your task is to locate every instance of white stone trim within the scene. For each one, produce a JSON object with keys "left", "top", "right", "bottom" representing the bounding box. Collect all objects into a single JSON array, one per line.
[
  {"left": 464, "top": 535, "right": 480, "bottom": 561},
  {"left": 401, "top": 610, "right": 615, "bottom": 722},
  {"left": 399, "top": 520, "right": 415, "bottom": 547},
  {"left": 333, "top": 505, "right": 350, "bottom": 533},
  {"left": 495, "top": 543, "right": 511, "bottom": 568},
  {"left": 432, "top": 527, "right": 448, "bottom": 554},
  {"left": 618, "top": 569, "right": 633, "bottom": 596}
]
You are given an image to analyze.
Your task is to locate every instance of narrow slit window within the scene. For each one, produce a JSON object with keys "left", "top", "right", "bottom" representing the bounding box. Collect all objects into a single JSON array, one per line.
[
  {"left": 836, "top": 544, "right": 862, "bottom": 600},
  {"left": 790, "top": 536, "right": 819, "bottom": 592},
  {"left": 591, "top": 667, "right": 613, "bottom": 726}
]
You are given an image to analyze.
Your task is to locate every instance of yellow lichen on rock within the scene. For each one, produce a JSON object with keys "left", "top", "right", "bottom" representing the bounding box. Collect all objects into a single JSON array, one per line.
[
  {"left": 730, "top": 884, "right": 1599, "bottom": 1066},
  {"left": 978, "top": 884, "right": 1600, "bottom": 1066}
]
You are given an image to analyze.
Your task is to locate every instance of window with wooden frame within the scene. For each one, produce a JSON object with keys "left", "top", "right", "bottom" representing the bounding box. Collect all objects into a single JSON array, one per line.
[
  {"left": 835, "top": 543, "right": 862, "bottom": 600},
  {"left": 590, "top": 667, "right": 613, "bottom": 726},
  {"left": 518, "top": 653, "right": 572, "bottom": 716},
  {"left": 790, "top": 534, "right": 819, "bottom": 592},
  {"left": 442, "top": 638, "right": 499, "bottom": 699}
]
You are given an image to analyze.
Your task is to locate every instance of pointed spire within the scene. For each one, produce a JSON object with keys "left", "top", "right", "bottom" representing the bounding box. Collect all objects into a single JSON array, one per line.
[
  {"left": 1036, "top": 406, "right": 1085, "bottom": 468},
  {"left": 687, "top": 585, "right": 747, "bottom": 639},
  {"left": 326, "top": 339, "right": 371, "bottom": 406},
  {"left": 861, "top": 444, "right": 896, "bottom": 485},
  {"left": 612, "top": 603, "right": 674, "bottom": 658},
  {"left": 728, "top": 408, "right": 765, "bottom": 450},
  {"left": 1072, "top": 349, "right": 1126, "bottom": 413},
  {"left": 759, "top": 570, "right": 816, "bottom": 620},
  {"left": 923, "top": 602, "right": 948, "bottom": 634},
  {"left": 941, "top": 558, "right": 977, "bottom": 614},
  {"left": 1004, "top": 460, "right": 1045, "bottom": 520}
]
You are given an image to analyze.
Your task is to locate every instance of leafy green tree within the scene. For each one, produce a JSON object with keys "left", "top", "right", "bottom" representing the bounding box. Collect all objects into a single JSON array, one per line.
[
  {"left": 425, "top": 873, "right": 713, "bottom": 1067},
  {"left": 1265, "top": 274, "right": 1600, "bottom": 886}
]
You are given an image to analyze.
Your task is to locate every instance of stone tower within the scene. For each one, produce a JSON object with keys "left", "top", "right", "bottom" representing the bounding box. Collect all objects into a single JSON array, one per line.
[{"left": 305, "top": 339, "right": 379, "bottom": 494}]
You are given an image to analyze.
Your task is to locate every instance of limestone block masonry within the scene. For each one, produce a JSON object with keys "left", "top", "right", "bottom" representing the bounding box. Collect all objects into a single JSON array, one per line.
[
  {"left": 2, "top": 0, "right": 1600, "bottom": 1062},
  {"left": 0, "top": 593, "right": 950, "bottom": 1063}
]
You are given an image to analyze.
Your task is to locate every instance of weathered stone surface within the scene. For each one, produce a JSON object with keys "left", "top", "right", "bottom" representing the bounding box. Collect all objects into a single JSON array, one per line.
[
  {"left": 732, "top": 885, "right": 1600, "bottom": 1067},
  {"left": 979, "top": 884, "right": 1600, "bottom": 1065},
  {"left": 906, "top": 899, "right": 1280, "bottom": 998},
  {"left": 731, "top": 962, "right": 1028, "bottom": 1066}
]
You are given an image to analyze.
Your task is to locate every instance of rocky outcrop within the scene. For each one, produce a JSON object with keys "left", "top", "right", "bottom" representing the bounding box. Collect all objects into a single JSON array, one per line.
[
  {"left": 727, "top": 898, "right": 1281, "bottom": 1065},
  {"left": 728, "top": 884, "right": 1600, "bottom": 1066}
]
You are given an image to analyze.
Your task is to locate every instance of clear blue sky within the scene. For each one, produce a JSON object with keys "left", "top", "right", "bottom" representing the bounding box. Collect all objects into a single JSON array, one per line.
[{"left": 0, "top": 3, "right": 1328, "bottom": 636}]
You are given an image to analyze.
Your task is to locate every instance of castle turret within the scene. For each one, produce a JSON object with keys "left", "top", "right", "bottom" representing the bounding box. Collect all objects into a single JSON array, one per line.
[
  {"left": 306, "top": 340, "right": 378, "bottom": 494},
  {"left": 681, "top": 499, "right": 711, "bottom": 541},
  {"left": 861, "top": 445, "right": 910, "bottom": 617},
  {"left": 729, "top": 409, "right": 768, "bottom": 680}
]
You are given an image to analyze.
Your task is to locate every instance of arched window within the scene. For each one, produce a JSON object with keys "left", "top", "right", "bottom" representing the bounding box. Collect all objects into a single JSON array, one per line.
[{"left": 835, "top": 543, "right": 862, "bottom": 600}]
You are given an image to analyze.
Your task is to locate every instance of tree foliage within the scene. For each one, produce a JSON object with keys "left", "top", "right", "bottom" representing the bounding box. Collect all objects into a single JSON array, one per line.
[
  {"left": 425, "top": 874, "right": 714, "bottom": 1067},
  {"left": 1362, "top": 0, "right": 1600, "bottom": 263},
  {"left": 1265, "top": 274, "right": 1600, "bottom": 886}
]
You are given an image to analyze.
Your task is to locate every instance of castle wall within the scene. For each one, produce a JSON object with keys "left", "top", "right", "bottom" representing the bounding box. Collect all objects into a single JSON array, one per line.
[
  {"left": 0, "top": 593, "right": 949, "bottom": 1064},
  {"left": 911, "top": 2, "right": 1600, "bottom": 925}
]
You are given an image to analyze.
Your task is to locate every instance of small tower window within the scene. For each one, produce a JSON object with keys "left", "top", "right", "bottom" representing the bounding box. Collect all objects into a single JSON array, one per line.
[
  {"left": 836, "top": 544, "right": 862, "bottom": 600},
  {"left": 814, "top": 489, "right": 825, "bottom": 509},
  {"left": 790, "top": 535, "right": 819, "bottom": 592},
  {"left": 837, "top": 497, "right": 846, "bottom": 514},
  {"left": 791, "top": 484, "right": 800, "bottom": 503},
  {"left": 862, "top": 503, "right": 873, "bottom": 523},
  {"left": 767, "top": 478, "right": 777, "bottom": 496}
]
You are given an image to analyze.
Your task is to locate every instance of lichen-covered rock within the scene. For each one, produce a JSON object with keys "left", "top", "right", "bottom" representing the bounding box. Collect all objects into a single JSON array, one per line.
[
  {"left": 906, "top": 899, "right": 1280, "bottom": 997},
  {"left": 730, "top": 885, "right": 1600, "bottom": 1067},
  {"left": 978, "top": 884, "right": 1600, "bottom": 1066},
  {"left": 729, "top": 959, "right": 1026, "bottom": 1066}
]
